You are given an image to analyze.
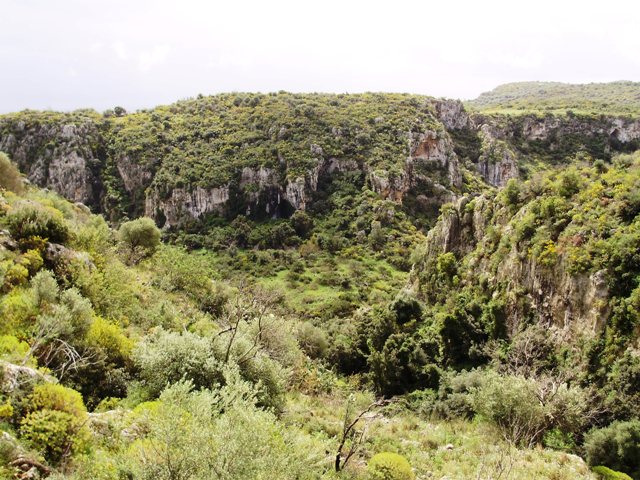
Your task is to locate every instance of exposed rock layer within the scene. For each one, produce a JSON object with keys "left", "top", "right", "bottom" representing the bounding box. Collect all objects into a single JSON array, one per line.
[
  {"left": 1, "top": 99, "right": 639, "bottom": 228},
  {"left": 413, "top": 195, "right": 610, "bottom": 335}
]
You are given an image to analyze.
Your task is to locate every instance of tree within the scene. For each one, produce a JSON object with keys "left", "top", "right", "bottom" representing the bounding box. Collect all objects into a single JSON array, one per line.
[
  {"left": 118, "top": 217, "right": 161, "bottom": 263},
  {"left": 335, "top": 397, "right": 389, "bottom": 472},
  {"left": 585, "top": 420, "right": 640, "bottom": 479}
]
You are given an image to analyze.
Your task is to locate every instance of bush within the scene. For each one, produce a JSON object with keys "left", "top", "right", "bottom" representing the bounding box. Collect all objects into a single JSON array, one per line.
[
  {"left": 133, "top": 329, "right": 223, "bottom": 399},
  {"left": 368, "top": 332, "right": 441, "bottom": 396},
  {"left": 0, "top": 335, "right": 30, "bottom": 362},
  {"left": 19, "top": 409, "right": 86, "bottom": 464},
  {"left": 2, "top": 262, "right": 29, "bottom": 290},
  {"left": 592, "top": 466, "right": 633, "bottom": 480},
  {"left": 501, "top": 178, "right": 521, "bottom": 207},
  {"left": 296, "top": 322, "right": 328, "bottom": 359},
  {"left": 70, "top": 318, "right": 133, "bottom": 406},
  {"left": 31, "top": 269, "right": 59, "bottom": 307},
  {"left": 471, "top": 371, "right": 589, "bottom": 448},
  {"left": 29, "top": 383, "right": 87, "bottom": 418},
  {"left": 367, "top": 452, "right": 415, "bottom": 480},
  {"left": 118, "top": 217, "right": 161, "bottom": 262},
  {"left": 0, "top": 152, "right": 23, "bottom": 193},
  {"left": 19, "top": 249, "right": 44, "bottom": 276},
  {"left": 6, "top": 203, "right": 69, "bottom": 243},
  {"left": 128, "top": 379, "right": 322, "bottom": 480},
  {"left": 585, "top": 420, "right": 640, "bottom": 479},
  {"left": 85, "top": 317, "right": 133, "bottom": 365}
]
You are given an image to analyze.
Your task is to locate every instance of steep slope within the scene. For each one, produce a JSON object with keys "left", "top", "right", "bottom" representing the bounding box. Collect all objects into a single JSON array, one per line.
[
  {"left": 407, "top": 151, "right": 640, "bottom": 416},
  {"left": 0, "top": 151, "right": 601, "bottom": 480}
]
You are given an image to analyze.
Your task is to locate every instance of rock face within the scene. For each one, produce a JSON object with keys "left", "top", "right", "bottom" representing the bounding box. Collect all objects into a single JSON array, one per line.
[
  {"left": 413, "top": 195, "right": 610, "bottom": 335},
  {"left": 467, "top": 113, "right": 640, "bottom": 187},
  {"left": 1, "top": 99, "right": 639, "bottom": 229},
  {"left": 475, "top": 125, "right": 518, "bottom": 187},
  {"left": 0, "top": 120, "right": 103, "bottom": 208},
  {"left": 433, "top": 99, "right": 471, "bottom": 130},
  {"left": 142, "top": 127, "right": 462, "bottom": 227},
  {"left": 145, "top": 186, "right": 230, "bottom": 228}
]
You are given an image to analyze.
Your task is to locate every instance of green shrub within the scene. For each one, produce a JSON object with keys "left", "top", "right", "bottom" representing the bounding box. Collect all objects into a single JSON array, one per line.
[
  {"left": 592, "top": 466, "right": 633, "bottom": 480},
  {"left": 29, "top": 383, "right": 87, "bottom": 418},
  {"left": 0, "top": 152, "right": 23, "bottom": 193},
  {"left": 2, "top": 262, "right": 29, "bottom": 290},
  {"left": 557, "top": 168, "right": 582, "bottom": 197},
  {"left": 19, "top": 409, "right": 86, "bottom": 464},
  {"left": 128, "top": 379, "right": 322, "bottom": 480},
  {"left": 368, "top": 332, "right": 441, "bottom": 396},
  {"left": 367, "top": 452, "right": 415, "bottom": 480},
  {"left": 471, "top": 371, "right": 589, "bottom": 448},
  {"left": 0, "top": 402, "right": 13, "bottom": 420},
  {"left": 585, "top": 420, "right": 640, "bottom": 479},
  {"left": 85, "top": 317, "right": 133, "bottom": 365},
  {"left": 117, "top": 217, "right": 160, "bottom": 262},
  {"left": 133, "top": 329, "right": 223, "bottom": 399},
  {"left": 6, "top": 203, "right": 69, "bottom": 243},
  {"left": 296, "top": 322, "right": 328, "bottom": 359},
  {"left": 31, "top": 269, "right": 59, "bottom": 307},
  {"left": 19, "top": 249, "right": 44, "bottom": 275},
  {"left": 0, "top": 334, "right": 30, "bottom": 362},
  {"left": 501, "top": 178, "right": 521, "bottom": 207}
]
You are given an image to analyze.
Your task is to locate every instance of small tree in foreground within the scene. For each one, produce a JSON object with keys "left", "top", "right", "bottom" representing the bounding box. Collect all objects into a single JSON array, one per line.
[{"left": 118, "top": 217, "right": 160, "bottom": 264}]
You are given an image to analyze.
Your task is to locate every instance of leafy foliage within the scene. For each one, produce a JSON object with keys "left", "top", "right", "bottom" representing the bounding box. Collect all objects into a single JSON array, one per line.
[
  {"left": 367, "top": 452, "right": 415, "bottom": 480},
  {"left": 585, "top": 421, "right": 640, "bottom": 480},
  {"left": 117, "top": 217, "right": 160, "bottom": 263}
]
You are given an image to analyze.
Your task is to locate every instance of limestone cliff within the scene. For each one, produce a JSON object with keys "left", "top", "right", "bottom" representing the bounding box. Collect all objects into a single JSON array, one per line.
[
  {"left": 467, "top": 113, "right": 640, "bottom": 186},
  {"left": 411, "top": 184, "right": 618, "bottom": 336},
  {"left": 1, "top": 94, "right": 639, "bottom": 231},
  {"left": 0, "top": 115, "right": 104, "bottom": 207}
]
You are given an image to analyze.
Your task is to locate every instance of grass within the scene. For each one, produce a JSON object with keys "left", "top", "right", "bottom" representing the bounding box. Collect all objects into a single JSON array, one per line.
[{"left": 283, "top": 390, "right": 597, "bottom": 479}]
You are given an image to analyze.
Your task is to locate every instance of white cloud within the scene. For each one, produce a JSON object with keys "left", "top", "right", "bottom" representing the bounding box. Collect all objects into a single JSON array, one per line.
[
  {"left": 112, "top": 41, "right": 129, "bottom": 61},
  {"left": 0, "top": 0, "right": 638, "bottom": 112},
  {"left": 138, "top": 45, "right": 172, "bottom": 72}
]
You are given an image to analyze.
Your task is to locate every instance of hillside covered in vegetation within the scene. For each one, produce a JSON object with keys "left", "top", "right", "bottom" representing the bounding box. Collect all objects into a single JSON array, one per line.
[
  {"left": 468, "top": 81, "right": 640, "bottom": 116},
  {"left": 1, "top": 85, "right": 640, "bottom": 479}
]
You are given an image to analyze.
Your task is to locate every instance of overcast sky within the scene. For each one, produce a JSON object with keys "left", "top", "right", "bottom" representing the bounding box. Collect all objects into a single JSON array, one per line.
[{"left": 1, "top": 0, "right": 639, "bottom": 113}]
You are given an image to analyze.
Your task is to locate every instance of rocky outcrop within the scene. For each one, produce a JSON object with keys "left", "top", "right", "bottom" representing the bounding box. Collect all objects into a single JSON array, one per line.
[
  {"left": 414, "top": 195, "right": 610, "bottom": 335},
  {"left": 116, "top": 154, "right": 155, "bottom": 197},
  {"left": 463, "top": 113, "right": 640, "bottom": 187},
  {"left": 367, "top": 129, "right": 462, "bottom": 203},
  {"left": 145, "top": 186, "right": 230, "bottom": 227},
  {"left": 0, "top": 120, "right": 103, "bottom": 207},
  {"left": 609, "top": 118, "right": 640, "bottom": 143},
  {"left": 2, "top": 98, "right": 639, "bottom": 230},
  {"left": 1, "top": 361, "right": 55, "bottom": 394},
  {"left": 433, "top": 99, "right": 471, "bottom": 130},
  {"left": 475, "top": 125, "right": 518, "bottom": 187}
]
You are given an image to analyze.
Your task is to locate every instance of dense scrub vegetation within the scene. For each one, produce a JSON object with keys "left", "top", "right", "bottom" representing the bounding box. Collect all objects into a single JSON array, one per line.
[
  {"left": 0, "top": 145, "right": 612, "bottom": 479},
  {"left": 2, "top": 84, "right": 640, "bottom": 478},
  {"left": 468, "top": 81, "right": 640, "bottom": 116}
]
